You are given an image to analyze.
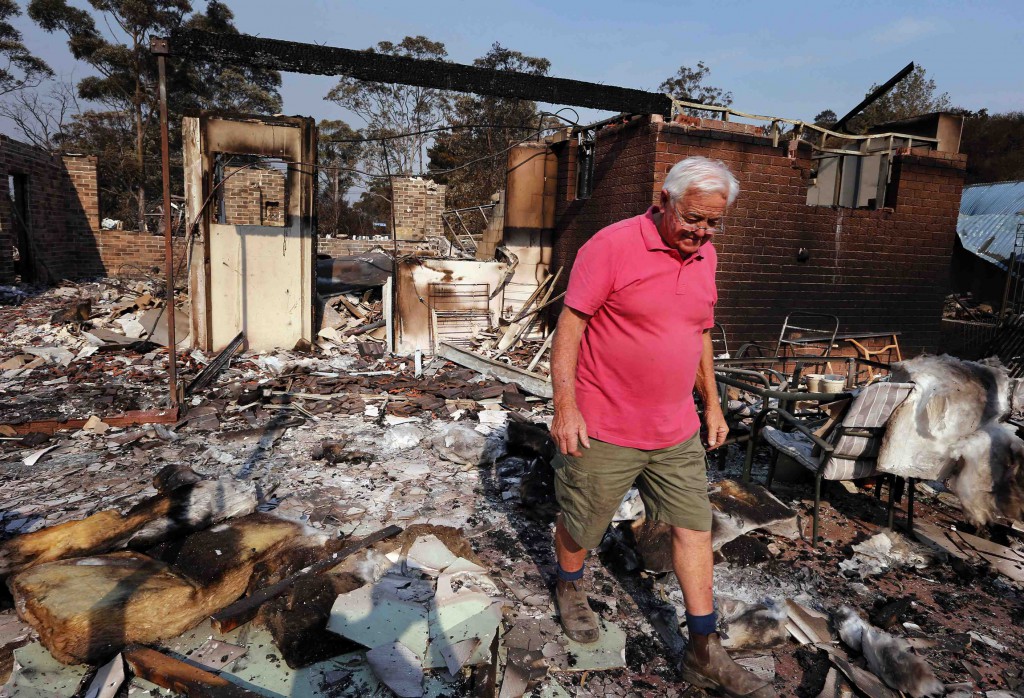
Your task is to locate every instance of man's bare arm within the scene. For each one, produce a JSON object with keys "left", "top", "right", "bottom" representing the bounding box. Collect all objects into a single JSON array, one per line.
[
  {"left": 695, "top": 330, "right": 728, "bottom": 449},
  {"left": 551, "top": 306, "right": 591, "bottom": 456}
]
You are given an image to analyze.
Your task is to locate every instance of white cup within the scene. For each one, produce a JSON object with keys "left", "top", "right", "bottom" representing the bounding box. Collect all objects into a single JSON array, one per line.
[{"left": 805, "top": 373, "right": 825, "bottom": 392}]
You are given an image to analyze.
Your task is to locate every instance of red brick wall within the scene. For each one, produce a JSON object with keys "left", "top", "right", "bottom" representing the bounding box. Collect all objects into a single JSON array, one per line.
[
  {"left": 222, "top": 166, "right": 287, "bottom": 226},
  {"left": 318, "top": 237, "right": 438, "bottom": 258},
  {"left": 63, "top": 154, "right": 100, "bottom": 241},
  {"left": 392, "top": 177, "right": 446, "bottom": 241},
  {"left": 551, "top": 116, "right": 967, "bottom": 356},
  {"left": 552, "top": 117, "right": 659, "bottom": 272},
  {"left": 0, "top": 136, "right": 191, "bottom": 283},
  {"left": 94, "top": 230, "right": 187, "bottom": 278},
  {"left": 0, "top": 137, "right": 106, "bottom": 283}
]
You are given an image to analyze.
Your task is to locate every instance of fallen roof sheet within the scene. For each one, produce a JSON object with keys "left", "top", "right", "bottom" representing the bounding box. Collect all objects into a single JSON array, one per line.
[{"left": 957, "top": 180, "right": 1024, "bottom": 270}]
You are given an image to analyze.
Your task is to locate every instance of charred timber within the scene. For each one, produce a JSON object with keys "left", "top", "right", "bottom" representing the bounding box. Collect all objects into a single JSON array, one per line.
[{"left": 167, "top": 29, "right": 673, "bottom": 116}]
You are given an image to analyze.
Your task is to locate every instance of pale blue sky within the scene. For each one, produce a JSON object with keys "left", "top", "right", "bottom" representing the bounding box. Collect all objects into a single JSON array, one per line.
[{"left": 11, "top": 0, "right": 1022, "bottom": 131}]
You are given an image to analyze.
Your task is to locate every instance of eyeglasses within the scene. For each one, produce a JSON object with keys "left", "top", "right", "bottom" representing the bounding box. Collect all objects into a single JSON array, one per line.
[{"left": 670, "top": 205, "right": 719, "bottom": 236}]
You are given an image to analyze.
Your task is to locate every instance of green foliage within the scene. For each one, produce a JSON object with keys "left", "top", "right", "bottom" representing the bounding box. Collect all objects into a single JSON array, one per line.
[
  {"left": 59, "top": 109, "right": 140, "bottom": 223},
  {"left": 813, "top": 109, "right": 837, "bottom": 128},
  {"left": 427, "top": 42, "right": 551, "bottom": 210},
  {"left": 317, "top": 119, "right": 363, "bottom": 237},
  {"left": 28, "top": 0, "right": 282, "bottom": 227},
  {"left": 179, "top": 1, "right": 281, "bottom": 114},
  {"left": 658, "top": 61, "right": 732, "bottom": 117},
  {"left": 0, "top": 0, "right": 53, "bottom": 96},
  {"left": 325, "top": 35, "right": 450, "bottom": 177},
  {"left": 847, "top": 65, "right": 950, "bottom": 132},
  {"left": 959, "top": 110, "right": 1024, "bottom": 185}
]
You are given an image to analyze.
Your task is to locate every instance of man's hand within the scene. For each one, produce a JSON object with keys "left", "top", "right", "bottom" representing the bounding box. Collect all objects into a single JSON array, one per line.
[
  {"left": 552, "top": 403, "right": 590, "bottom": 456},
  {"left": 704, "top": 405, "right": 729, "bottom": 450}
]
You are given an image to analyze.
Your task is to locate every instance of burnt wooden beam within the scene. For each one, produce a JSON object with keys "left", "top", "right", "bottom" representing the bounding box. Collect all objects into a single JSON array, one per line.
[
  {"left": 833, "top": 62, "right": 915, "bottom": 133},
  {"left": 210, "top": 523, "right": 402, "bottom": 633},
  {"left": 3, "top": 408, "right": 179, "bottom": 436},
  {"left": 167, "top": 29, "right": 673, "bottom": 116},
  {"left": 124, "top": 647, "right": 262, "bottom": 698}
]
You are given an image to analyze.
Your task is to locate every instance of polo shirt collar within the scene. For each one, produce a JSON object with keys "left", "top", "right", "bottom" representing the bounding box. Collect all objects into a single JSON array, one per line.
[
  {"left": 641, "top": 205, "right": 706, "bottom": 262},
  {"left": 641, "top": 206, "right": 671, "bottom": 251}
]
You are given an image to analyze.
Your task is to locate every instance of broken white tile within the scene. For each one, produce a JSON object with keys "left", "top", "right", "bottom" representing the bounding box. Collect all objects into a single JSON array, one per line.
[
  {"left": 0, "top": 613, "right": 32, "bottom": 646},
  {"left": 435, "top": 570, "right": 501, "bottom": 602},
  {"left": 405, "top": 535, "right": 458, "bottom": 576},
  {"left": 969, "top": 631, "right": 1008, "bottom": 652},
  {"left": 424, "top": 591, "right": 503, "bottom": 673},
  {"left": 477, "top": 410, "right": 509, "bottom": 426},
  {"left": 327, "top": 574, "right": 432, "bottom": 658},
  {"left": 548, "top": 619, "right": 627, "bottom": 672},
  {"left": 187, "top": 639, "right": 248, "bottom": 671},
  {"left": 84, "top": 653, "right": 125, "bottom": 698},
  {"left": 309, "top": 652, "right": 456, "bottom": 698},
  {"left": 1, "top": 641, "right": 89, "bottom": 696},
  {"left": 23, "top": 444, "right": 60, "bottom": 466},
  {"left": 439, "top": 638, "right": 480, "bottom": 676},
  {"left": 116, "top": 316, "right": 146, "bottom": 339},
  {"left": 127, "top": 677, "right": 175, "bottom": 696},
  {"left": 444, "top": 557, "right": 488, "bottom": 575},
  {"left": 365, "top": 642, "right": 423, "bottom": 698},
  {"left": 734, "top": 654, "right": 775, "bottom": 682},
  {"left": 75, "top": 345, "right": 99, "bottom": 361},
  {"left": 23, "top": 346, "right": 75, "bottom": 366}
]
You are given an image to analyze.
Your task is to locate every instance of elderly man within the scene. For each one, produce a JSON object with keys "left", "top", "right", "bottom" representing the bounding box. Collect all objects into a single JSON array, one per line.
[{"left": 550, "top": 156, "right": 774, "bottom": 697}]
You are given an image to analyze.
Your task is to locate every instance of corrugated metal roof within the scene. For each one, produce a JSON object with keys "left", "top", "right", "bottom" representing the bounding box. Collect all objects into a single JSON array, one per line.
[{"left": 958, "top": 180, "right": 1024, "bottom": 270}]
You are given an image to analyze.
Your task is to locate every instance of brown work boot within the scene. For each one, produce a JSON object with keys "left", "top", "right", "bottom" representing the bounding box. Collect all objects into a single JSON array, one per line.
[
  {"left": 554, "top": 578, "right": 600, "bottom": 644},
  {"left": 680, "top": 632, "right": 777, "bottom": 697}
]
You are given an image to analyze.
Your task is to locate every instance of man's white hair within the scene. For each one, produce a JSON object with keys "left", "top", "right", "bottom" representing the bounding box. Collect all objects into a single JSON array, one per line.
[{"left": 662, "top": 156, "right": 739, "bottom": 205}]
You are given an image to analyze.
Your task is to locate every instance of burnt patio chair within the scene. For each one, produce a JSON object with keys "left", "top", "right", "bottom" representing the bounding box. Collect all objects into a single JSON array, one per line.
[
  {"left": 748, "top": 380, "right": 915, "bottom": 547},
  {"left": 711, "top": 322, "right": 730, "bottom": 359},
  {"left": 775, "top": 311, "right": 840, "bottom": 359}
]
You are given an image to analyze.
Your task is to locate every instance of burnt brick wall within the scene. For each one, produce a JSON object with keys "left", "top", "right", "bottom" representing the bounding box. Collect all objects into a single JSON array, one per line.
[
  {"left": 552, "top": 117, "right": 659, "bottom": 276},
  {"left": 62, "top": 154, "right": 100, "bottom": 241},
  {"left": 0, "top": 135, "right": 189, "bottom": 283},
  {"left": 318, "top": 237, "right": 438, "bottom": 258},
  {"left": 222, "top": 166, "right": 287, "bottom": 226},
  {"left": 551, "top": 116, "right": 967, "bottom": 356},
  {"left": 0, "top": 136, "right": 104, "bottom": 283},
  {"left": 393, "top": 177, "right": 446, "bottom": 241},
  {"left": 94, "top": 230, "right": 187, "bottom": 278}
]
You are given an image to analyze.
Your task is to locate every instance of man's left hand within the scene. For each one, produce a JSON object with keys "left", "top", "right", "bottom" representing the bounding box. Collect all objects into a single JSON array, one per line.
[{"left": 704, "top": 406, "right": 729, "bottom": 450}]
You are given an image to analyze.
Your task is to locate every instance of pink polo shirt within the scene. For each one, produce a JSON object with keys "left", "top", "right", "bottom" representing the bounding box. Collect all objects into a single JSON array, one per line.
[{"left": 564, "top": 206, "right": 717, "bottom": 450}]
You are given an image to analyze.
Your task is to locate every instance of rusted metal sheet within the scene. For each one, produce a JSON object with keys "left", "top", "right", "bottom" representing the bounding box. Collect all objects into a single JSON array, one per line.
[
  {"left": 503, "top": 143, "right": 556, "bottom": 324},
  {"left": 4, "top": 408, "right": 180, "bottom": 436},
  {"left": 393, "top": 258, "right": 508, "bottom": 356},
  {"left": 505, "top": 143, "right": 556, "bottom": 232}
]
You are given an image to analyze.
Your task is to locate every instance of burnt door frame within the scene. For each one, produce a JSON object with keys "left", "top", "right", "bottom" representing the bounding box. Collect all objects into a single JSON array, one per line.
[{"left": 9, "top": 172, "right": 34, "bottom": 282}]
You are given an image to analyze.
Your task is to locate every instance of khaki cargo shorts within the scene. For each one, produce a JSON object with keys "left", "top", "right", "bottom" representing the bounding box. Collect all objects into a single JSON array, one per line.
[{"left": 552, "top": 433, "right": 711, "bottom": 550}]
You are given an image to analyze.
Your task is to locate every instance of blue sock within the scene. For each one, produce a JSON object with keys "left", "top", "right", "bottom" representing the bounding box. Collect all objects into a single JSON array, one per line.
[
  {"left": 686, "top": 611, "right": 717, "bottom": 636},
  {"left": 557, "top": 564, "right": 584, "bottom": 582}
]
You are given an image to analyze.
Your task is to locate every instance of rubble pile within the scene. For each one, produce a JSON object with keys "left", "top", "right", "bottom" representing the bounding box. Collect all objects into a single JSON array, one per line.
[
  {"left": 316, "top": 290, "right": 386, "bottom": 347},
  {"left": 1, "top": 280, "right": 192, "bottom": 425},
  {"left": 1, "top": 280, "right": 1023, "bottom": 696}
]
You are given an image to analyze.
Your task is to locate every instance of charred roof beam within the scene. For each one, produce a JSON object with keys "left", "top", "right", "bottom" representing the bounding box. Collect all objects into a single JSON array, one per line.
[{"left": 167, "top": 29, "right": 674, "bottom": 117}]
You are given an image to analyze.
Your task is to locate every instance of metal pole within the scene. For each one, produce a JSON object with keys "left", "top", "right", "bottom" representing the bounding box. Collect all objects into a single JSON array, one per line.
[{"left": 152, "top": 37, "right": 178, "bottom": 409}]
